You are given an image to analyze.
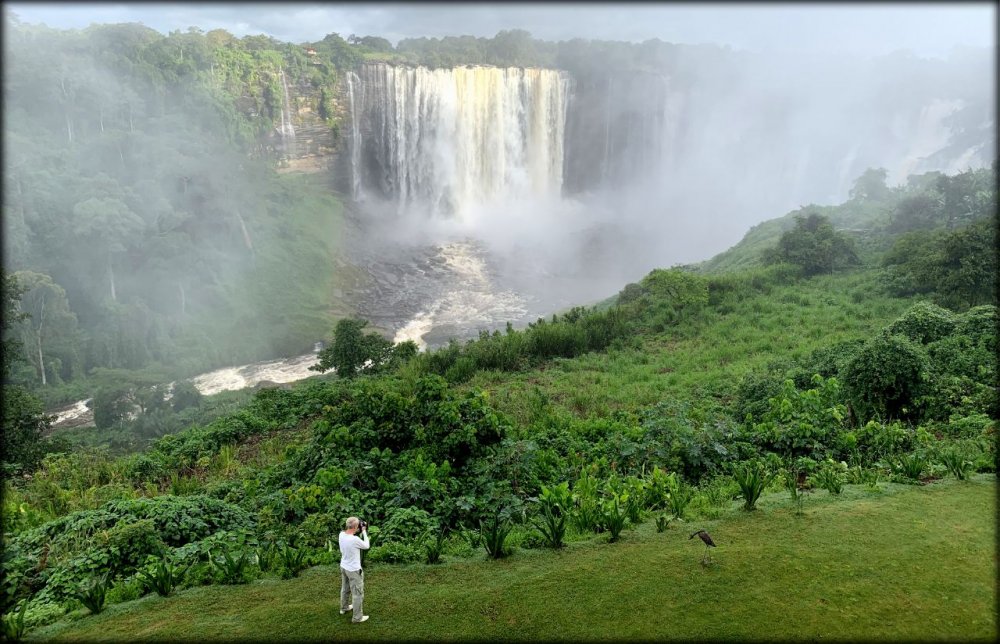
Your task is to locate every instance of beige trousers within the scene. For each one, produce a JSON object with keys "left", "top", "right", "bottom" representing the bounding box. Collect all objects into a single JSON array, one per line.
[{"left": 340, "top": 567, "right": 364, "bottom": 621}]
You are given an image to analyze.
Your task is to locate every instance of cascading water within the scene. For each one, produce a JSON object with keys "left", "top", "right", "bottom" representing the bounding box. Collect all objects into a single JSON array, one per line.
[
  {"left": 346, "top": 70, "right": 364, "bottom": 200},
  {"left": 278, "top": 68, "right": 297, "bottom": 156},
  {"left": 350, "top": 63, "right": 569, "bottom": 217}
]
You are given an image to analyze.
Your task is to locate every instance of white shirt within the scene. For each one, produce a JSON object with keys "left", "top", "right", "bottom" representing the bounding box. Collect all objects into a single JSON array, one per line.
[{"left": 339, "top": 530, "right": 370, "bottom": 571}]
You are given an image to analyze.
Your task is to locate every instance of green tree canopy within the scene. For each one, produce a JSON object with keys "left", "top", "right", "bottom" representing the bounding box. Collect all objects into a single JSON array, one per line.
[{"left": 766, "top": 213, "right": 859, "bottom": 276}]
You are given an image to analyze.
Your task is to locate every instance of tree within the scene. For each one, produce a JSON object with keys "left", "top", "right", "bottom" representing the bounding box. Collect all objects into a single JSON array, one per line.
[
  {"left": 310, "top": 318, "right": 395, "bottom": 378},
  {"left": 12, "top": 270, "right": 80, "bottom": 386},
  {"left": 849, "top": 167, "right": 890, "bottom": 202},
  {"left": 1, "top": 271, "right": 55, "bottom": 475},
  {"left": 767, "top": 213, "right": 859, "bottom": 276},
  {"left": 842, "top": 332, "right": 929, "bottom": 422},
  {"left": 71, "top": 196, "right": 145, "bottom": 302}
]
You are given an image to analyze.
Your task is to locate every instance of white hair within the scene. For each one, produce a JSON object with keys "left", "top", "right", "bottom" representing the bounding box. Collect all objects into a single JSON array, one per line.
[{"left": 345, "top": 516, "right": 359, "bottom": 530}]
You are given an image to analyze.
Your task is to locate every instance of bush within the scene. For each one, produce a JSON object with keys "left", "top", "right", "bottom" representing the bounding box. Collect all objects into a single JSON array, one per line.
[
  {"left": 2, "top": 599, "right": 28, "bottom": 641},
  {"left": 938, "top": 446, "right": 975, "bottom": 481},
  {"left": 366, "top": 541, "right": 422, "bottom": 565},
  {"left": 733, "top": 461, "right": 776, "bottom": 511},
  {"left": 171, "top": 380, "right": 203, "bottom": 412},
  {"left": 105, "top": 577, "right": 144, "bottom": 605},
  {"left": 894, "top": 452, "right": 928, "bottom": 481},
  {"left": 842, "top": 333, "right": 930, "bottom": 422},
  {"left": 278, "top": 544, "right": 308, "bottom": 578},
  {"left": 603, "top": 495, "right": 629, "bottom": 542},
  {"left": 480, "top": 514, "right": 512, "bottom": 559},
  {"left": 423, "top": 530, "right": 446, "bottom": 564},
  {"left": 887, "top": 301, "right": 956, "bottom": 345},
  {"left": 74, "top": 575, "right": 108, "bottom": 615},
  {"left": 812, "top": 462, "right": 846, "bottom": 494},
  {"left": 137, "top": 555, "right": 188, "bottom": 597},
  {"left": 381, "top": 506, "right": 436, "bottom": 544}
]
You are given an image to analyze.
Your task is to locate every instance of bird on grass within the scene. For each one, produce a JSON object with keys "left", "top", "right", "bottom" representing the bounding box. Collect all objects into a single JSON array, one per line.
[{"left": 689, "top": 529, "right": 716, "bottom": 564}]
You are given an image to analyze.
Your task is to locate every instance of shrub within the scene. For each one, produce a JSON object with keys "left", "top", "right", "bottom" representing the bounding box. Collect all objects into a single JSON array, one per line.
[
  {"left": 424, "top": 529, "right": 446, "bottom": 564},
  {"left": 571, "top": 468, "right": 603, "bottom": 534},
  {"left": 665, "top": 474, "right": 694, "bottom": 520},
  {"left": 754, "top": 375, "right": 848, "bottom": 460},
  {"left": 733, "top": 461, "right": 776, "bottom": 511},
  {"left": 655, "top": 513, "right": 672, "bottom": 532},
  {"left": 938, "top": 446, "right": 975, "bottom": 481},
  {"left": 480, "top": 514, "right": 512, "bottom": 559},
  {"left": 210, "top": 546, "right": 255, "bottom": 584},
  {"left": 533, "top": 482, "right": 570, "bottom": 548},
  {"left": 2, "top": 599, "right": 28, "bottom": 641},
  {"left": 381, "top": 506, "right": 436, "bottom": 544},
  {"left": 812, "top": 462, "right": 846, "bottom": 494},
  {"left": 365, "top": 541, "right": 423, "bottom": 565},
  {"left": 894, "top": 452, "right": 928, "bottom": 481},
  {"left": 887, "top": 301, "right": 956, "bottom": 344},
  {"left": 842, "top": 332, "right": 930, "bottom": 422},
  {"left": 105, "top": 577, "right": 144, "bottom": 605},
  {"left": 137, "top": 555, "right": 188, "bottom": 597},
  {"left": 278, "top": 544, "right": 308, "bottom": 578},
  {"left": 603, "top": 495, "right": 629, "bottom": 542},
  {"left": 74, "top": 575, "right": 108, "bottom": 615}
]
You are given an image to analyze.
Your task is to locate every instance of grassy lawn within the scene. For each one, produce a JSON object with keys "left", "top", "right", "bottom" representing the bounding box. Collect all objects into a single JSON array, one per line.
[{"left": 32, "top": 477, "right": 995, "bottom": 641}]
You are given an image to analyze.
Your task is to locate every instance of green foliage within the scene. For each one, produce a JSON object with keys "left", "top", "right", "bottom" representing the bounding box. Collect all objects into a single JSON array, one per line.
[
  {"left": 105, "top": 577, "right": 144, "bottom": 605},
  {"left": 570, "top": 468, "right": 603, "bottom": 534},
  {"left": 812, "top": 462, "right": 846, "bottom": 495},
  {"left": 381, "top": 507, "right": 436, "bottom": 543},
  {"left": 278, "top": 544, "right": 307, "bottom": 578},
  {"left": 883, "top": 218, "right": 997, "bottom": 309},
  {"left": 765, "top": 213, "right": 859, "bottom": 276},
  {"left": 894, "top": 452, "right": 928, "bottom": 481},
  {"left": 480, "top": 513, "right": 512, "bottom": 559},
  {"left": 733, "top": 461, "right": 776, "bottom": 511},
  {"left": 886, "top": 301, "right": 956, "bottom": 344},
  {"left": 74, "top": 575, "right": 109, "bottom": 615},
  {"left": 2, "top": 598, "right": 29, "bottom": 641},
  {"left": 210, "top": 545, "right": 255, "bottom": 584},
  {"left": 137, "top": 556, "right": 189, "bottom": 597},
  {"left": 602, "top": 495, "right": 629, "bottom": 542},
  {"left": 665, "top": 473, "right": 694, "bottom": 520},
  {"left": 532, "top": 482, "right": 571, "bottom": 548},
  {"left": 753, "top": 375, "right": 848, "bottom": 459},
  {"left": 938, "top": 446, "right": 975, "bottom": 481},
  {"left": 171, "top": 381, "right": 203, "bottom": 412},
  {"left": 310, "top": 318, "right": 398, "bottom": 378},
  {"left": 655, "top": 513, "right": 672, "bottom": 532},
  {"left": 842, "top": 332, "right": 929, "bottom": 422},
  {"left": 423, "top": 529, "right": 446, "bottom": 564}
]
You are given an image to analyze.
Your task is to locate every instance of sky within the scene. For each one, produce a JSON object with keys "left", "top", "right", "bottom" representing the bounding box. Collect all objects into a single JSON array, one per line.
[{"left": 6, "top": 2, "right": 996, "bottom": 58}]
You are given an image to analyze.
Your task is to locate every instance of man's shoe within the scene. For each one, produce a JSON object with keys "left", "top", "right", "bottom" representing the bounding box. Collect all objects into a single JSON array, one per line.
[
  {"left": 353, "top": 615, "right": 370, "bottom": 623},
  {"left": 340, "top": 605, "right": 352, "bottom": 614}
]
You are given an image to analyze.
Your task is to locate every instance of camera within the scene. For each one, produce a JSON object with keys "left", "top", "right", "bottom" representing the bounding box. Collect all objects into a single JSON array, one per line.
[{"left": 358, "top": 519, "right": 368, "bottom": 531}]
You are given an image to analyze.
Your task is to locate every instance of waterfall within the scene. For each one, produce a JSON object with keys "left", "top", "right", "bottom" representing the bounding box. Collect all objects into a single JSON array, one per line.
[
  {"left": 351, "top": 63, "right": 569, "bottom": 218},
  {"left": 278, "top": 69, "right": 297, "bottom": 155},
  {"left": 346, "top": 71, "right": 364, "bottom": 200}
]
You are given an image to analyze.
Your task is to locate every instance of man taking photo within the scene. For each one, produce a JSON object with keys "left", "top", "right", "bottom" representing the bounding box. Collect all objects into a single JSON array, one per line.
[{"left": 339, "top": 516, "right": 371, "bottom": 623}]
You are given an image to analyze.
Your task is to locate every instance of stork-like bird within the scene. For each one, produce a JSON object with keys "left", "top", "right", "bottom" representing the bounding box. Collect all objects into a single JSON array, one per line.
[{"left": 689, "top": 529, "right": 716, "bottom": 564}]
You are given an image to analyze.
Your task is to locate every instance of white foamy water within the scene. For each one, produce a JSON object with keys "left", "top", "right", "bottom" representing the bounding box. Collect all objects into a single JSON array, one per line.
[
  {"left": 391, "top": 241, "right": 528, "bottom": 350},
  {"left": 190, "top": 351, "right": 320, "bottom": 396},
  {"left": 49, "top": 347, "right": 324, "bottom": 429}
]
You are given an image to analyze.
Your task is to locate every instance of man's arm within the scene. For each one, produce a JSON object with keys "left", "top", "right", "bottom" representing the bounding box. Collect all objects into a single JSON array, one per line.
[{"left": 356, "top": 531, "right": 370, "bottom": 550}]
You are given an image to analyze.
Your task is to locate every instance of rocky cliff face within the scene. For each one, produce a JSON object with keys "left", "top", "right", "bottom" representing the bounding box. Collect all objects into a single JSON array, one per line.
[{"left": 266, "top": 71, "right": 341, "bottom": 175}]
